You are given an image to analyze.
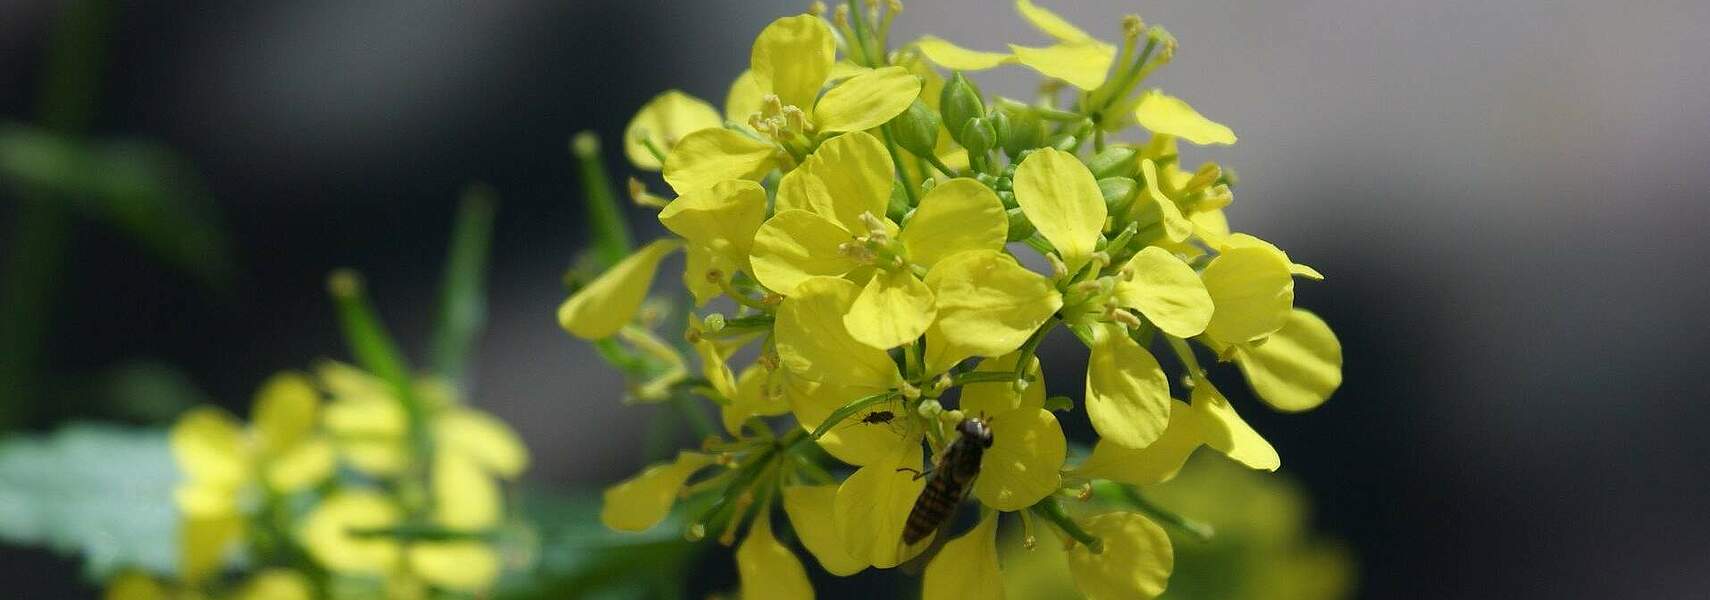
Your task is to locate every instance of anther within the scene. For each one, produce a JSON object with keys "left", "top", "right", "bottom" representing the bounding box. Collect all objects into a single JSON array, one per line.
[
  {"left": 808, "top": 1, "right": 826, "bottom": 16},
  {"left": 1122, "top": 15, "right": 1144, "bottom": 41},
  {"left": 1047, "top": 254, "right": 1069, "bottom": 279}
]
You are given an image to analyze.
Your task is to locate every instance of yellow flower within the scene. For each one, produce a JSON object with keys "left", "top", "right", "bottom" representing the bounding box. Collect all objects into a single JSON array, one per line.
[
  {"left": 770, "top": 277, "right": 1067, "bottom": 568},
  {"left": 1064, "top": 511, "right": 1174, "bottom": 599},
  {"left": 624, "top": 90, "right": 723, "bottom": 171},
  {"left": 169, "top": 373, "right": 334, "bottom": 582},
  {"left": 658, "top": 180, "right": 767, "bottom": 305},
  {"left": 662, "top": 15, "right": 921, "bottom": 194},
  {"left": 921, "top": 511, "right": 1004, "bottom": 600},
  {"left": 600, "top": 451, "right": 715, "bottom": 532},
  {"left": 1012, "top": 147, "right": 1106, "bottom": 273},
  {"left": 750, "top": 132, "right": 1013, "bottom": 349}
]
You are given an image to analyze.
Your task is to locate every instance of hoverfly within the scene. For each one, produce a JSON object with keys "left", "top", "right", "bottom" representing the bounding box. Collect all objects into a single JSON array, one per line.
[{"left": 900, "top": 416, "right": 993, "bottom": 546}]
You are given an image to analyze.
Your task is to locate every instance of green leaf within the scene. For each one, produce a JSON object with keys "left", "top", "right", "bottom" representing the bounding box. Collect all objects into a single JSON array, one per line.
[
  {"left": 0, "top": 123, "right": 234, "bottom": 289},
  {"left": 429, "top": 185, "right": 498, "bottom": 384},
  {"left": 0, "top": 423, "right": 178, "bottom": 580}
]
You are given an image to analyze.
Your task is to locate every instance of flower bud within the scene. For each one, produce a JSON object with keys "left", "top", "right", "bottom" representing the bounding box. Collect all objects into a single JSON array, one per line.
[
  {"left": 1098, "top": 177, "right": 1139, "bottom": 219},
  {"left": 997, "top": 190, "right": 1018, "bottom": 209},
  {"left": 887, "top": 180, "right": 912, "bottom": 222},
  {"left": 1087, "top": 145, "right": 1140, "bottom": 179},
  {"left": 940, "top": 73, "right": 986, "bottom": 145},
  {"left": 1006, "top": 207, "right": 1036, "bottom": 241},
  {"left": 958, "top": 117, "right": 997, "bottom": 157},
  {"left": 889, "top": 99, "right": 941, "bottom": 160},
  {"left": 1000, "top": 109, "right": 1045, "bottom": 158}
]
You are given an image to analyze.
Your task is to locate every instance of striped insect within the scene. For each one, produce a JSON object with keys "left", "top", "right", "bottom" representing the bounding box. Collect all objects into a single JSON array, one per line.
[{"left": 899, "top": 416, "right": 994, "bottom": 546}]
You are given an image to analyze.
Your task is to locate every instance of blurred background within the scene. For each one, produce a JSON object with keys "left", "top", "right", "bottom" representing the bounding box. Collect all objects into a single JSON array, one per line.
[{"left": 3, "top": 0, "right": 1708, "bottom": 597}]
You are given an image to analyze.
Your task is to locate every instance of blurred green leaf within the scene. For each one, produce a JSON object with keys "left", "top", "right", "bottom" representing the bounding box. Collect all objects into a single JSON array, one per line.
[
  {"left": 495, "top": 487, "right": 698, "bottom": 600},
  {"left": 0, "top": 122, "right": 234, "bottom": 289},
  {"left": 429, "top": 185, "right": 497, "bottom": 385},
  {"left": 0, "top": 423, "right": 178, "bottom": 580},
  {"left": 92, "top": 360, "right": 211, "bottom": 423}
]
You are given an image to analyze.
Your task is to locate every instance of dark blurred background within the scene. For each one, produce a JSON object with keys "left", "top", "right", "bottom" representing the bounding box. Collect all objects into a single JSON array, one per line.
[{"left": 4, "top": 0, "right": 1709, "bottom": 598}]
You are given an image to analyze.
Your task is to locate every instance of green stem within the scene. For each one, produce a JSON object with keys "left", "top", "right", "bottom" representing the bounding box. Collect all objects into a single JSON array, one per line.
[
  {"left": 951, "top": 371, "right": 1029, "bottom": 387},
  {"left": 881, "top": 125, "right": 920, "bottom": 207},
  {"left": 1116, "top": 485, "right": 1215, "bottom": 542},
  {"left": 327, "top": 270, "right": 433, "bottom": 511},
  {"left": 428, "top": 185, "right": 497, "bottom": 384},
  {"left": 1031, "top": 498, "right": 1103, "bottom": 553},
  {"left": 670, "top": 391, "right": 718, "bottom": 440},
  {"left": 572, "top": 132, "right": 633, "bottom": 270},
  {"left": 1012, "top": 319, "right": 1057, "bottom": 383}
]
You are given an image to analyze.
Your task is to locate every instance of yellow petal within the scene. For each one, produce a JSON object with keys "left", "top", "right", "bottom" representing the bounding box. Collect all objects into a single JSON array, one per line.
[
  {"left": 600, "top": 451, "right": 714, "bottom": 531},
  {"left": 174, "top": 481, "right": 239, "bottom": 518},
  {"left": 433, "top": 451, "right": 502, "bottom": 529},
  {"left": 774, "top": 276, "right": 902, "bottom": 388},
  {"left": 299, "top": 491, "right": 401, "bottom": 575},
  {"left": 1113, "top": 246, "right": 1213, "bottom": 338},
  {"left": 914, "top": 35, "right": 1014, "bottom": 70},
  {"left": 1201, "top": 243, "right": 1295, "bottom": 345},
  {"left": 624, "top": 90, "right": 722, "bottom": 170},
  {"left": 1189, "top": 384, "right": 1280, "bottom": 470},
  {"left": 170, "top": 407, "right": 248, "bottom": 491},
  {"left": 661, "top": 128, "right": 778, "bottom": 194},
  {"left": 827, "top": 60, "right": 873, "bottom": 82},
  {"left": 1291, "top": 262, "right": 1325, "bottom": 280},
  {"left": 815, "top": 66, "right": 922, "bottom": 133},
  {"left": 776, "top": 131, "right": 894, "bottom": 233},
  {"left": 782, "top": 485, "right": 867, "bottom": 576},
  {"left": 692, "top": 334, "right": 740, "bottom": 402},
  {"left": 958, "top": 352, "right": 1046, "bottom": 416},
  {"left": 1013, "top": 148, "right": 1105, "bottom": 273},
  {"left": 658, "top": 179, "right": 767, "bottom": 271},
  {"left": 725, "top": 70, "right": 766, "bottom": 124},
  {"left": 1073, "top": 399, "right": 1201, "bottom": 486},
  {"left": 408, "top": 542, "right": 501, "bottom": 592},
  {"left": 682, "top": 245, "right": 728, "bottom": 306},
  {"left": 846, "top": 268, "right": 937, "bottom": 350},
  {"left": 264, "top": 436, "right": 334, "bottom": 492},
  {"left": 315, "top": 360, "right": 391, "bottom": 404},
  {"left": 922, "top": 250, "right": 1061, "bottom": 373},
  {"left": 435, "top": 407, "right": 530, "bottom": 478},
  {"left": 787, "top": 373, "right": 916, "bottom": 467},
  {"left": 1009, "top": 42, "right": 1114, "bottom": 90},
  {"left": 923, "top": 510, "right": 1004, "bottom": 600},
  {"left": 1138, "top": 159, "right": 1193, "bottom": 243},
  {"left": 1233, "top": 309, "right": 1342, "bottom": 412},
  {"left": 721, "top": 365, "right": 790, "bottom": 435},
  {"left": 1065, "top": 512, "right": 1174, "bottom": 600},
  {"left": 1134, "top": 91, "right": 1236, "bottom": 145},
  {"left": 1015, "top": 0, "right": 1095, "bottom": 43},
  {"left": 235, "top": 569, "right": 314, "bottom": 600},
  {"left": 749, "top": 209, "right": 860, "bottom": 295},
  {"left": 973, "top": 408, "right": 1066, "bottom": 511},
  {"left": 180, "top": 515, "right": 241, "bottom": 583},
  {"left": 250, "top": 372, "right": 318, "bottom": 455},
  {"left": 899, "top": 178, "right": 1009, "bottom": 269},
  {"left": 834, "top": 443, "right": 928, "bottom": 568},
  {"left": 1084, "top": 324, "right": 1171, "bottom": 449},
  {"left": 751, "top": 15, "right": 835, "bottom": 110},
  {"left": 105, "top": 572, "right": 169, "bottom": 600},
  {"left": 557, "top": 239, "right": 680, "bottom": 339},
  {"left": 737, "top": 515, "right": 816, "bottom": 600}
]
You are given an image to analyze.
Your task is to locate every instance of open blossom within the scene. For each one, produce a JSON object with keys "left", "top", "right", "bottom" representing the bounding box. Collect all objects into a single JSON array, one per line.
[{"left": 560, "top": 1, "right": 1344, "bottom": 598}]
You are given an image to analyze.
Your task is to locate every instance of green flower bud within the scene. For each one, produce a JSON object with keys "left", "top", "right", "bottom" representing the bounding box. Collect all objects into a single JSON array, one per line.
[
  {"left": 890, "top": 100, "right": 941, "bottom": 160},
  {"left": 1087, "top": 145, "right": 1140, "bottom": 179},
  {"left": 887, "top": 179, "right": 912, "bottom": 221},
  {"left": 1050, "top": 134, "right": 1078, "bottom": 152},
  {"left": 1098, "top": 177, "right": 1139, "bottom": 219},
  {"left": 989, "top": 109, "right": 1012, "bottom": 152},
  {"left": 1005, "top": 206, "right": 1036, "bottom": 241},
  {"left": 959, "top": 117, "right": 997, "bottom": 157},
  {"left": 1001, "top": 109, "right": 1045, "bottom": 158},
  {"left": 940, "top": 72, "right": 986, "bottom": 146},
  {"left": 997, "top": 190, "right": 1018, "bottom": 209}
]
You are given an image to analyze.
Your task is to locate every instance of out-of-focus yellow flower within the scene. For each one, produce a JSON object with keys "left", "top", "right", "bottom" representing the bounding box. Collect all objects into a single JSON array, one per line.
[
  {"left": 169, "top": 373, "right": 334, "bottom": 583},
  {"left": 600, "top": 451, "right": 715, "bottom": 532},
  {"left": 736, "top": 514, "right": 815, "bottom": 600}
]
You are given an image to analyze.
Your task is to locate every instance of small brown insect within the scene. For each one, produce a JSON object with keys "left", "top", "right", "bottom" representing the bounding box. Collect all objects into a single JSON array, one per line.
[
  {"left": 857, "top": 410, "right": 897, "bottom": 425},
  {"left": 900, "top": 417, "right": 993, "bottom": 546}
]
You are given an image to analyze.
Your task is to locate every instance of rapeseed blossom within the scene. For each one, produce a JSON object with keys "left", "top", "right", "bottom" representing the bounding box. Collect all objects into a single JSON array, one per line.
[
  {"left": 132, "top": 360, "right": 529, "bottom": 599},
  {"left": 561, "top": 1, "right": 1345, "bottom": 597}
]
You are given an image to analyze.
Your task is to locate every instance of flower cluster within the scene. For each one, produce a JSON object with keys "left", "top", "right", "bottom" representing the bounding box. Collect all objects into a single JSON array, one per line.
[
  {"left": 111, "top": 361, "right": 529, "bottom": 599},
  {"left": 560, "top": 1, "right": 1344, "bottom": 598}
]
